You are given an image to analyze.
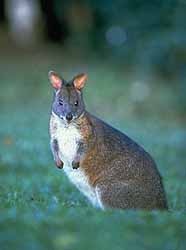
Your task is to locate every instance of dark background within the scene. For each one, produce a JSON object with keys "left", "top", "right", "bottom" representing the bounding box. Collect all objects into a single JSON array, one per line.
[{"left": 0, "top": 0, "right": 186, "bottom": 118}]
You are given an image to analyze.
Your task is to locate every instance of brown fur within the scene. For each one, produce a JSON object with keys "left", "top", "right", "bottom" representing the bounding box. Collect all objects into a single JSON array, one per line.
[{"left": 72, "top": 111, "right": 168, "bottom": 210}]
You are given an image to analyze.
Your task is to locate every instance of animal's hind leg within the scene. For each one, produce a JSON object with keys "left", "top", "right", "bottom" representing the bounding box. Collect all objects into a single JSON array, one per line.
[{"left": 96, "top": 181, "right": 160, "bottom": 210}]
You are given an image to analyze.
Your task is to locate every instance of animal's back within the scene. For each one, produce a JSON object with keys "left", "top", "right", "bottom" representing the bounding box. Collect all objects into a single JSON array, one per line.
[{"left": 82, "top": 113, "right": 168, "bottom": 210}]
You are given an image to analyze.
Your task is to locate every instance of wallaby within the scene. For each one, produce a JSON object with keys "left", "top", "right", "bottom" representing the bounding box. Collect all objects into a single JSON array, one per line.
[{"left": 49, "top": 71, "right": 168, "bottom": 210}]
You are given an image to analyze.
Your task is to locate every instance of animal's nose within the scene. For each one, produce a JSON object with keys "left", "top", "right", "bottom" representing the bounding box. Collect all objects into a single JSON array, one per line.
[{"left": 66, "top": 112, "right": 73, "bottom": 122}]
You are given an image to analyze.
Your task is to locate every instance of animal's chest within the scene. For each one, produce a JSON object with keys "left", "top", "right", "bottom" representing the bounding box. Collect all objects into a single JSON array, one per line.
[
  {"left": 55, "top": 124, "right": 81, "bottom": 164},
  {"left": 51, "top": 115, "right": 98, "bottom": 207}
]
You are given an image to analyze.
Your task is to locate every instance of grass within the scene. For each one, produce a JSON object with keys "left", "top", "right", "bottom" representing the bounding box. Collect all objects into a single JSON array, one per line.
[{"left": 0, "top": 50, "right": 186, "bottom": 250}]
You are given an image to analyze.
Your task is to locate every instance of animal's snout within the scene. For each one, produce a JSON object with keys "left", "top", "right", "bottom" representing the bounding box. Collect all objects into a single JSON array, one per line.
[{"left": 66, "top": 112, "right": 73, "bottom": 122}]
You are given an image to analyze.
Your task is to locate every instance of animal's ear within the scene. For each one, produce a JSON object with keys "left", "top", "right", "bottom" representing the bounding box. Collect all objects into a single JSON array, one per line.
[
  {"left": 73, "top": 73, "right": 87, "bottom": 90},
  {"left": 48, "top": 71, "right": 63, "bottom": 90}
]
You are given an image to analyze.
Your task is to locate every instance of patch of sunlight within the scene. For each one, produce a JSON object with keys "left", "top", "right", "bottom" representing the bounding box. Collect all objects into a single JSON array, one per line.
[{"left": 55, "top": 233, "right": 77, "bottom": 248}]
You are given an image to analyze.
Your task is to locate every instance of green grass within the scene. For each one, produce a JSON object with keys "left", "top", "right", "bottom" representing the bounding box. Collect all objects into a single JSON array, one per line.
[{"left": 0, "top": 53, "right": 186, "bottom": 250}]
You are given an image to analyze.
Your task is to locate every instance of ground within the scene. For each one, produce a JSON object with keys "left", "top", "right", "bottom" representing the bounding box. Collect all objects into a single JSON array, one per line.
[{"left": 0, "top": 49, "right": 185, "bottom": 250}]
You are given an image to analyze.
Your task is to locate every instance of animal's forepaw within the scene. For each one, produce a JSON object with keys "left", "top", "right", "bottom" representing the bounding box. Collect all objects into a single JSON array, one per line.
[
  {"left": 55, "top": 159, "right": 64, "bottom": 169},
  {"left": 72, "top": 161, "right": 80, "bottom": 169}
]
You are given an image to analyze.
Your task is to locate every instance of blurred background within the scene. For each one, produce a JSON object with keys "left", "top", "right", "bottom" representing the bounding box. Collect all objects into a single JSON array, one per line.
[
  {"left": 0, "top": 1, "right": 186, "bottom": 250},
  {"left": 0, "top": 0, "right": 186, "bottom": 119}
]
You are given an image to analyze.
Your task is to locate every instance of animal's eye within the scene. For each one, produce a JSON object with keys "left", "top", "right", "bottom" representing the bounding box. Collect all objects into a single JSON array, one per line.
[
  {"left": 59, "top": 99, "right": 63, "bottom": 105},
  {"left": 74, "top": 100, "right": 78, "bottom": 106}
]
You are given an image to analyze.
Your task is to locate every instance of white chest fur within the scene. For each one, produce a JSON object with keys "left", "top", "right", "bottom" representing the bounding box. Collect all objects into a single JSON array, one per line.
[
  {"left": 54, "top": 118, "right": 81, "bottom": 164},
  {"left": 51, "top": 113, "right": 101, "bottom": 208}
]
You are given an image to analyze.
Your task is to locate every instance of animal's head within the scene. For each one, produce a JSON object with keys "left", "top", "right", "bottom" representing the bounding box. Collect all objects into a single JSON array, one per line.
[{"left": 49, "top": 71, "right": 87, "bottom": 124}]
